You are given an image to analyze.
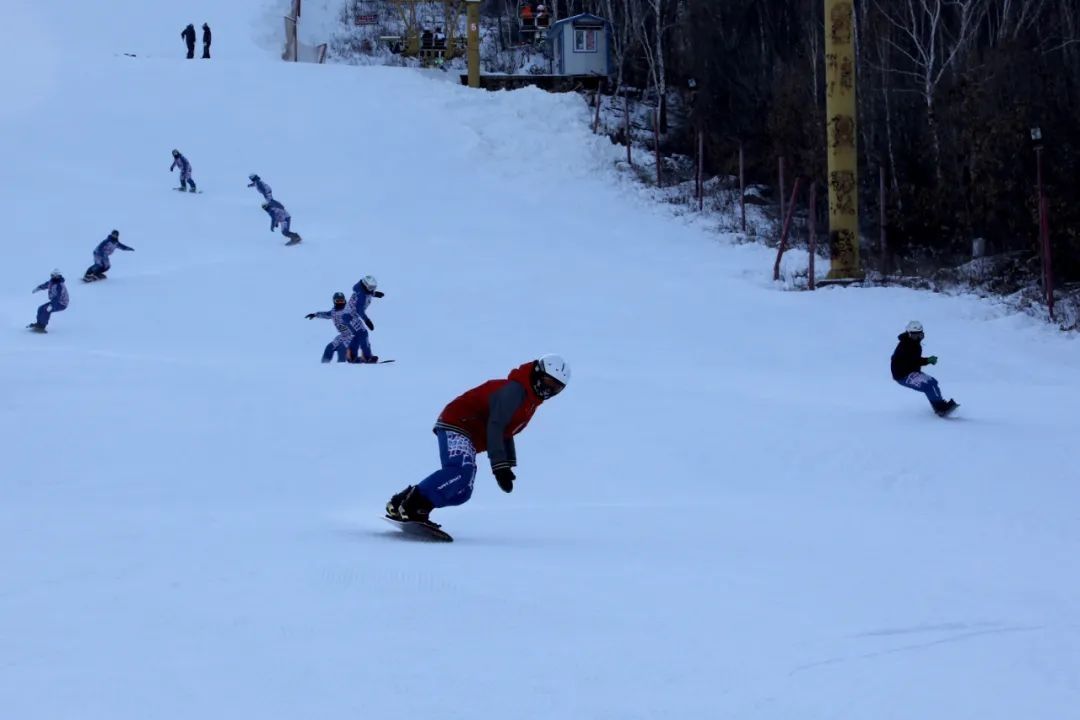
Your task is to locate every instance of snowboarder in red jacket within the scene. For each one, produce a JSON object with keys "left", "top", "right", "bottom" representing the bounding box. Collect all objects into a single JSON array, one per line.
[{"left": 386, "top": 354, "right": 571, "bottom": 526}]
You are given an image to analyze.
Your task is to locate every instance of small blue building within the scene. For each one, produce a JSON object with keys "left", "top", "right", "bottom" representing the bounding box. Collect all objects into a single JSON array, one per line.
[{"left": 545, "top": 13, "right": 613, "bottom": 77}]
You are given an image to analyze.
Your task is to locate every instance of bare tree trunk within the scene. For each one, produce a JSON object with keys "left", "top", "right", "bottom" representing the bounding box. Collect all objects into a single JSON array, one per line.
[
  {"left": 635, "top": 0, "right": 669, "bottom": 135},
  {"left": 807, "top": 10, "right": 822, "bottom": 114},
  {"left": 876, "top": 40, "right": 903, "bottom": 203},
  {"left": 926, "top": 92, "right": 944, "bottom": 185}
]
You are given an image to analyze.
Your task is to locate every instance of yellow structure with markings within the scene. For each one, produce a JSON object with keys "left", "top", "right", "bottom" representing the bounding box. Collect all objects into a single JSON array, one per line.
[{"left": 823, "top": 0, "right": 862, "bottom": 279}]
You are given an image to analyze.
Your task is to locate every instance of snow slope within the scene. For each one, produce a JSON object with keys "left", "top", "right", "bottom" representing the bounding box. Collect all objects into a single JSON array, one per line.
[{"left": 2, "top": 2, "right": 1079, "bottom": 718}]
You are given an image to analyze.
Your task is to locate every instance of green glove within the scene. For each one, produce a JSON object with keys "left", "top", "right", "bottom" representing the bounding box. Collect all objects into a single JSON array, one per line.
[{"left": 927, "top": 355, "right": 938, "bottom": 365}]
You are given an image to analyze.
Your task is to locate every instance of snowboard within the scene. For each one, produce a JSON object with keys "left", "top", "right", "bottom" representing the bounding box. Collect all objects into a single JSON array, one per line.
[
  {"left": 82, "top": 275, "right": 106, "bottom": 283},
  {"left": 352, "top": 359, "right": 395, "bottom": 364},
  {"left": 26, "top": 324, "right": 47, "bottom": 333},
  {"left": 382, "top": 515, "right": 453, "bottom": 542},
  {"left": 284, "top": 235, "right": 303, "bottom": 246},
  {"left": 173, "top": 188, "right": 204, "bottom": 194}
]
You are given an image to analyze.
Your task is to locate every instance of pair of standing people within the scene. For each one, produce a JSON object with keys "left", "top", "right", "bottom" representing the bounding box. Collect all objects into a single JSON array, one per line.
[
  {"left": 306, "top": 276, "right": 383, "bottom": 363},
  {"left": 181, "top": 23, "right": 211, "bottom": 59}
]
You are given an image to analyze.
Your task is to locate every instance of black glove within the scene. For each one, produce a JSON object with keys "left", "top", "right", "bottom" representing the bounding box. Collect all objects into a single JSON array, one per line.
[
  {"left": 364, "top": 317, "right": 375, "bottom": 331},
  {"left": 305, "top": 313, "right": 316, "bottom": 319},
  {"left": 373, "top": 291, "right": 385, "bottom": 298},
  {"left": 494, "top": 467, "right": 515, "bottom": 493}
]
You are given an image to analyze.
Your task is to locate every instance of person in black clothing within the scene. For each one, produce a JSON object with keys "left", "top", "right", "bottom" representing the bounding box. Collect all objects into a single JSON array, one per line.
[
  {"left": 891, "top": 320, "right": 958, "bottom": 416},
  {"left": 182, "top": 24, "right": 196, "bottom": 59},
  {"left": 202, "top": 23, "right": 212, "bottom": 58}
]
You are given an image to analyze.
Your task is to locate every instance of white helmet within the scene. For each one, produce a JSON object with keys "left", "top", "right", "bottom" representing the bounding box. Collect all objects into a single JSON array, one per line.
[
  {"left": 361, "top": 275, "right": 377, "bottom": 292},
  {"left": 50, "top": 268, "right": 63, "bottom": 279},
  {"left": 532, "top": 353, "right": 570, "bottom": 399},
  {"left": 905, "top": 320, "right": 924, "bottom": 336}
]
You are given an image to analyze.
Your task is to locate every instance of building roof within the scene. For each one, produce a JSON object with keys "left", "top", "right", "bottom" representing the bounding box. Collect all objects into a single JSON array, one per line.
[{"left": 545, "top": 12, "right": 610, "bottom": 37}]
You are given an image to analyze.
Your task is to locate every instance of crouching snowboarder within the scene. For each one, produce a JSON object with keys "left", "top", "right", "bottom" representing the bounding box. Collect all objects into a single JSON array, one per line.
[
  {"left": 28, "top": 269, "right": 69, "bottom": 332},
  {"left": 345, "top": 275, "right": 383, "bottom": 363},
  {"left": 261, "top": 199, "right": 301, "bottom": 244},
  {"left": 385, "top": 354, "right": 571, "bottom": 529},
  {"left": 891, "top": 321, "right": 958, "bottom": 416},
  {"left": 170, "top": 149, "right": 197, "bottom": 192},
  {"left": 83, "top": 230, "right": 134, "bottom": 282},
  {"left": 306, "top": 291, "right": 354, "bottom": 362}
]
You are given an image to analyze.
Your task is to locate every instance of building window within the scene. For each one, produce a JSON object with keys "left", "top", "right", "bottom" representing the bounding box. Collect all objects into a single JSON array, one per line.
[{"left": 573, "top": 28, "right": 598, "bottom": 53}]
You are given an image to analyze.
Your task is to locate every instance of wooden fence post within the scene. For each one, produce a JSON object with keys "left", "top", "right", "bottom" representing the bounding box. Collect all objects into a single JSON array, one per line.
[
  {"left": 739, "top": 141, "right": 746, "bottom": 233},
  {"left": 654, "top": 109, "right": 662, "bottom": 187},
  {"left": 773, "top": 177, "right": 804, "bottom": 281},
  {"left": 808, "top": 181, "right": 817, "bottom": 290}
]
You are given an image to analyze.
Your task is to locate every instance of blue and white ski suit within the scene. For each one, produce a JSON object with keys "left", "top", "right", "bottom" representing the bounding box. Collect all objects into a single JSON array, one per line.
[
  {"left": 170, "top": 152, "right": 196, "bottom": 191},
  {"left": 87, "top": 235, "right": 134, "bottom": 275},
  {"left": 263, "top": 199, "right": 292, "bottom": 235},
  {"left": 346, "top": 281, "right": 377, "bottom": 360},
  {"left": 248, "top": 177, "right": 273, "bottom": 201},
  {"left": 33, "top": 278, "right": 69, "bottom": 327},
  {"left": 313, "top": 306, "right": 356, "bottom": 362}
]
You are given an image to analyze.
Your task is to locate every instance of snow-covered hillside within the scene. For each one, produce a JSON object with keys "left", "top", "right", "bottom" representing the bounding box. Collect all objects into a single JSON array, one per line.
[{"left": 2, "top": 1, "right": 1078, "bottom": 718}]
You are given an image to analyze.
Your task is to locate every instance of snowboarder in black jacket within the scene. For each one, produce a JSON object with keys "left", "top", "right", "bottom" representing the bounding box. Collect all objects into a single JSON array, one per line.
[
  {"left": 182, "top": 24, "right": 196, "bottom": 59},
  {"left": 202, "top": 23, "right": 212, "bottom": 59},
  {"left": 891, "top": 321, "right": 958, "bottom": 416}
]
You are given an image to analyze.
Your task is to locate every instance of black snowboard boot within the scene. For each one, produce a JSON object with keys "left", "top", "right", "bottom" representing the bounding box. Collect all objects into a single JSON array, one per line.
[
  {"left": 387, "top": 485, "right": 436, "bottom": 524},
  {"left": 933, "top": 399, "right": 957, "bottom": 416},
  {"left": 385, "top": 487, "right": 410, "bottom": 521}
]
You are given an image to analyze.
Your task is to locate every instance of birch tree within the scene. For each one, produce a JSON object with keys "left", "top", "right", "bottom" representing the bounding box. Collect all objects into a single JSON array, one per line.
[{"left": 873, "top": 0, "right": 987, "bottom": 183}]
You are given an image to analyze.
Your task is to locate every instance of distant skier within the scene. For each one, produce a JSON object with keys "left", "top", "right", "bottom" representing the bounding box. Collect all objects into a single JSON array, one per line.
[
  {"left": 170, "top": 149, "right": 197, "bottom": 192},
  {"left": 385, "top": 355, "right": 571, "bottom": 526},
  {"left": 27, "top": 269, "right": 69, "bottom": 333},
  {"left": 182, "top": 24, "right": 196, "bottom": 59},
  {"left": 261, "top": 199, "right": 301, "bottom": 244},
  {"left": 345, "top": 275, "right": 384, "bottom": 363},
  {"left": 83, "top": 230, "right": 134, "bottom": 282},
  {"left": 891, "top": 321, "right": 958, "bottom": 416},
  {"left": 247, "top": 174, "right": 272, "bottom": 201},
  {"left": 305, "top": 292, "right": 355, "bottom": 362},
  {"left": 202, "top": 23, "right": 212, "bottom": 59}
]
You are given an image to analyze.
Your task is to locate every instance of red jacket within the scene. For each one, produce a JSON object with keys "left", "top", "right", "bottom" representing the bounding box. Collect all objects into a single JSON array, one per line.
[{"left": 435, "top": 362, "right": 542, "bottom": 468}]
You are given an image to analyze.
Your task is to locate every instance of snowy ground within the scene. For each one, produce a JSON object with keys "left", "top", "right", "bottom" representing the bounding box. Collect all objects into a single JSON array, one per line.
[{"left": 2, "top": 1, "right": 1079, "bottom": 718}]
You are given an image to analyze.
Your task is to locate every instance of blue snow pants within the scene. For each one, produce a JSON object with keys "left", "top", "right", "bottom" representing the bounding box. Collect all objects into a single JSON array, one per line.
[
  {"left": 321, "top": 335, "right": 350, "bottom": 363},
  {"left": 37, "top": 301, "right": 65, "bottom": 327},
  {"left": 347, "top": 326, "right": 373, "bottom": 361},
  {"left": 87, "top": 252, "right": 111, "bottom": 276},
  {"left": 180, "top": 169, "right": 196, "bottom": 191},
  {"left": 897, "top": 371, "right": 944, "bottom": 405},
  {"left": 416, "top": 430, "right": 477, "bottom": 508}
]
